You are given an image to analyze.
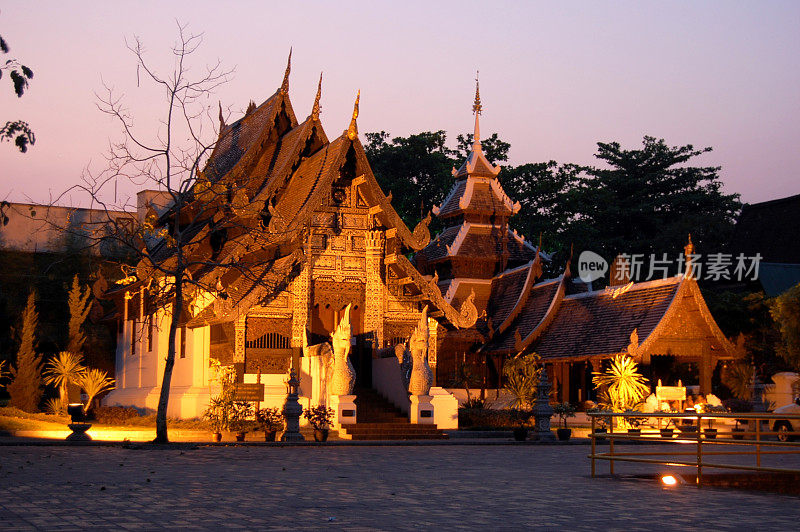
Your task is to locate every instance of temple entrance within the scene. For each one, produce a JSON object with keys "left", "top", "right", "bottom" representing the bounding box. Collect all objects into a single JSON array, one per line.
[{"left": 351, "top": 334, "right": 373, "bottom": 388}]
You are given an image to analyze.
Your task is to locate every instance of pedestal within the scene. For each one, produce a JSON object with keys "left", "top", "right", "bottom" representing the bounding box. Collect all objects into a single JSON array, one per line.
[
  {"left": 532, "top": 366, "right": 556, "bottom": 442},
  {"left": 410, "top": 394, "right": 435, "bottom": 425},
  {"left": 330, "top": 394, "right": 357, "bottom": 429}
]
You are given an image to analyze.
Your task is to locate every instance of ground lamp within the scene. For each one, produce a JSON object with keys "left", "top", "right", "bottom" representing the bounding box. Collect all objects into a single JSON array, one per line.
[{"left": 66, "top": 403, "right": 92, "bottom": 441}]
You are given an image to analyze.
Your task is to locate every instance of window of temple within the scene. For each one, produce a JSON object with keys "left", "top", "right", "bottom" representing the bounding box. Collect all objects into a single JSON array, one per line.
[
  {"left": 179, "top": 326, "right": 186, "bottom": 359},
  {"left": 147, "top": 315, "right": 154, "bottom": 352},
  {"left": 131, "top": 319, "right": 136, "bottom": 356}
]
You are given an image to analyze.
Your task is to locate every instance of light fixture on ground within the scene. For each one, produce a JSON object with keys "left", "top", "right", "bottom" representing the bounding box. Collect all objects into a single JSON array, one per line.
[
  {"left": 66, "top": 403, "right": 92, "bottom": 441},
  {"left": 660, "top": 474, "right": 684, "bottom": 487}
]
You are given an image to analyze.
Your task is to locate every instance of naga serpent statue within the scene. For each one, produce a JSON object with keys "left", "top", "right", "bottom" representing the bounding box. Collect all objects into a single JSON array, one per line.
[
  {"left": 330, "top": 303, "right": 356, "bottom": 395},
  {"left": 408, "top": 305, "right": 433, "bottom": 396}
]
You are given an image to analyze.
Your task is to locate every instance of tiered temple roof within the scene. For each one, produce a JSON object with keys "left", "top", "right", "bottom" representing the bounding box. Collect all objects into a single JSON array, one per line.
[{"left": 109, "top": 55, "right": 476, "bottom": 330}]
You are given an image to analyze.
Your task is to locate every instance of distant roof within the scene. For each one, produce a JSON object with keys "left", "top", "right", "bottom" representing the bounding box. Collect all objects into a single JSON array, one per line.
[
  {"left": 731, "top": 193, "right": 800, "bottom": 264},
  {"left": 759, "top": 263, "right": 800, "bottom": 297}
]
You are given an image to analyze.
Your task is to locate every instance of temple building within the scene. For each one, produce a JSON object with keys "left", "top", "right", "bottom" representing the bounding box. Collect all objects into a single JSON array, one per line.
[
  {"left": 103, "top": 57, "right": 474, "bottom": 437},
  {"left": 104, "top": 59, "right": 738, "bottom": 430}
]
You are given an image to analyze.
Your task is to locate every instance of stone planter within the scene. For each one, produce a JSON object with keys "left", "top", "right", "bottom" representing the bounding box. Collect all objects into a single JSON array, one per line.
[
  {"left": 513, "top": 427, "right": 528, "bottom": 441},
  {"left": 235, "top": 432, "right": 246, "bottom": 442},
  {"left": 314, "top": 429, "right": 329, "bottom": 442},
  {"left": 627, "top": 428, "right": 642, "bottom": 437},
  {"left": 732, "top": 427, "right": 745, "bottom": 440},
  {"left": 704, "top": 428, "right": 718, "bottom": 440},
  {"left": 212, "top": 431, "right": 222, "bottom": 442},
  {"left": 556, "top": 428, "right": 572, "bottom": 441},
  {"left": 594, "top": 428, "right": 608, "bottom": 440},
  {"left": 678, "top": 424, "right": 698, "bottom": 436},
  {"left": 264, "top": 430, "right": 277, "bottom": 442},
  {"left": 660, "top": 428, "right": 674, "bottom": 439}
]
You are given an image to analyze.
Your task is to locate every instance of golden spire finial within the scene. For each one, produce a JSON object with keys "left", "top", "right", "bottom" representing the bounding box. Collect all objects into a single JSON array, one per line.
[
  {"left": 472, "top": 71, "right": 481, "bottom": 145},
  {"left": 218, "top": 101, "right": 225, "bottom": 131},
  {"left": 280, "top": 47, "right": 292, "bottom": 95},
  {"left": 472, "top": 70, "right": 482, "bottom": 115},
  {"left": 684, "top": 233, "right": 695, "bottom": 278},
  {"left": 347, "top": 89, "right": 360, "bottom": 140},
  {"left": 311, "top": 72, "right": 323, "bottom": 121}
]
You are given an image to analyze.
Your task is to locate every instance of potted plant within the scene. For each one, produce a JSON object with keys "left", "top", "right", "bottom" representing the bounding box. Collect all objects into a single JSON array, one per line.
[
  {"left": 552, "top": 402, "right": 576, "bottom": 441},
  {"left": 623, "top": 409, "right": 645, "bottom": 436},
  {"left": 228, "top": 401, "right": 256, "bottom": 442},
  {"left": 703, "top": 404, "right": 726, "bottom": 439},
  {"left": 304, "top": 404, "right": 335, "bottom": 442},
  {"left": 510, "top": 408, "right": 531, "bottom": 441},
  {"left": 653, "top": 410, "right": 674, "bottom": 438},
  {"left": 204, "top": 395, "right": 231, "bottom": 442},
  {"left": 587, "top": 407, "right": 612, "bottom": 439},
  {"left": 723, "top": 398, "right": 752, "bottom": 439},
  {"left": 256, "top": 407, "right": 284, "bottom": 441}
]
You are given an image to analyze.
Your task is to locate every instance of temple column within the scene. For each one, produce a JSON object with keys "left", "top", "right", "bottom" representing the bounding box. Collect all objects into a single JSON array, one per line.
[
  {"left": 364, "top": 230, "right": 385, "bottom": 349},
  {"left": 590, "top": 359, "right": 603, "bottom": 402},
  {"left": 700, "top": 346, "right": 712, "bottom": 397},
  {"left": 290, "top": 239, "right": 312, "bottom": 349},
  {"left": 561, "top": 362, "right": 570, "bottom": 403},
  {"left": 428, "top": 318, "right": 439, "bottom": 387},
  {"left": 234, "top": 316, "right": 246, "bottom": 382}
]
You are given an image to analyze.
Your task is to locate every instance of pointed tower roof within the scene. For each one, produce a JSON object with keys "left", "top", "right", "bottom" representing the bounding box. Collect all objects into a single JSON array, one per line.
[{"left": 453, "top": 73, "right": 501, "bottom": 180}]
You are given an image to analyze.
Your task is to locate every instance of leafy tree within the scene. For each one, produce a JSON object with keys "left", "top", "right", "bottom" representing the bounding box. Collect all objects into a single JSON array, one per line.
[
  {"left": 43, "top": 351, "right": 86, "bottom": 406},
  {"left": 568, "top": 137, "right": 741, "bottom": 270},
  {"left": 771, "top": 283, "right": 800, "bottom": 372},
  {"left": 7, "top": 291, "right": 43, "bottom": 411},
  {"left": 365, "top": 130, "right": 457, "bottom": 228},
  {"left": 502, "top": 352, "right": 542, "bottom": 409},
  {"left": 0, "top": 31, "right": 35, "bottom": 152},
  {"left": 455, "top": 132, "right": 510, "bottom": 164},
  {"left": 77, "top": 368, "right": 115, "bottom": 414},
  {"left": 592, "top": 354, "right": 650, "bottom": 412},
  {"left": 66, "top": 275, "right": 92, "bottom": 354}
]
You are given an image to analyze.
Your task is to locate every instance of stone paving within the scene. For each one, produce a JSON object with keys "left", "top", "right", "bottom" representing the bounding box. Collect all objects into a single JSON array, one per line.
[{"left": 1, "top": 443, "right": 799, "bottom": 530}]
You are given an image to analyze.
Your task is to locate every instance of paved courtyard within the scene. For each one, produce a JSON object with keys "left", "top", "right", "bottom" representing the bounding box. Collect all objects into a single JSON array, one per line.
[{"left": 1, "top": 443, "right": 799, "bottom": 530}]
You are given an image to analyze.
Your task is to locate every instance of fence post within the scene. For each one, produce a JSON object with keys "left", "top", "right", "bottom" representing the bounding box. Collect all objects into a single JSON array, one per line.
[
  {"left": 696, "top": 413, "right": 703, "bottom": 486},
  {"left": 756, "top": 416, "right": 761, "bottom": 468},
  {"left": 591, "top": 414, "right": 596, "bottom": 478}
]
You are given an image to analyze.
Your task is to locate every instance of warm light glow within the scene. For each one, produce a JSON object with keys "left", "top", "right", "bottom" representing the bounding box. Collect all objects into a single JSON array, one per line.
[{"left": 661, "top": 475, "right": 678, "bottom": 486}]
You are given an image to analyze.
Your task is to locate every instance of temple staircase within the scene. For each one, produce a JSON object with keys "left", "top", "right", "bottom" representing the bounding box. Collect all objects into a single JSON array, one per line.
[{"left": 340, "top": 387, "right": 448, "bottom": 440}]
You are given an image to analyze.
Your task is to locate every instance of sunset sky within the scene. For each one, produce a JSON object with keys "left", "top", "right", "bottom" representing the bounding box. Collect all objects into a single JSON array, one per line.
[{"left": 1, "top": 1, "right": 799, "bottom": 207}]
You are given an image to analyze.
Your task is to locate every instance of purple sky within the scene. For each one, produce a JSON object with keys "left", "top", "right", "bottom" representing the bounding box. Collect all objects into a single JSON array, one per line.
[{"left": 1, "top": 1, "right": 799, "bottom": 208}]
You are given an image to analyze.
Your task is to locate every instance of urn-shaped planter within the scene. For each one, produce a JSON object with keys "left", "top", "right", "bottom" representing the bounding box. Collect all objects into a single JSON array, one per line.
[
  {"left": 556, "top": 428, "right": 572, "bottom": 441},
  {"left": 513, "top": 427, "right": 529, "bottom": 441},
  {"left": 314, "top": 429, "right": 329, "bottom": 442}
]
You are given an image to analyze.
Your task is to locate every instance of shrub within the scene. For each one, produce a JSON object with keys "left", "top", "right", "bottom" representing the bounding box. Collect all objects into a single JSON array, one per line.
[
  {"left": 303, "top": 404, "right": 334, "bottom": 430},
  {"left": 7, "top": 292, "right": 43, "bottom": 412},
  {"left": 93, "top": 406, "right": 140, "bottom": 424},
  {"left": 458, "top": 408, "right": 520, "bottom": 429},
  {"left": 44, "top": 397, "right": 66, "bottom": 416},
  {"left": 255, "top": 407, "right": 284, "bottom": 432}
]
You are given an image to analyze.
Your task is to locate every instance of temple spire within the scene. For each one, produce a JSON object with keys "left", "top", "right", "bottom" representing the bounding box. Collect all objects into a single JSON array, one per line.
[
  {"left": 472, "top": 71, "right": 482, "bottom": 148},
  {"left": 347, "top": 89, "right": 360, "bottom": 140},
  {"left": 280, "top": 48, "right": 292, "bottom": 95},
  {"left": 311, "top": 72, "right": 322, "bottom": 121}
]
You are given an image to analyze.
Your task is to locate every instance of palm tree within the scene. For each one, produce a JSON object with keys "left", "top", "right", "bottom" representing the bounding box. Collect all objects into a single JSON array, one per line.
[
  {"left": 43, "top": 351, "right": 86, "bottom": 407},
  {"left": 78, "top": 369, "right": 115, "bottom": 413},
  {"left": 592, "top": 355, "right": 650, "bottom": 411}
]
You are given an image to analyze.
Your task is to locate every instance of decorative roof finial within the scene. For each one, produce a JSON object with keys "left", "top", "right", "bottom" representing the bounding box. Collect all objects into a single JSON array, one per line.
[
  {"left": 472, "top": 71, "right": 482, "bottom": 146},
  {"left": 280, "top": 48, "right": 292, "bottom": 95},
  {"left": 311, "top": 72, "right": 323, "bottom": 121},
  {"left": 347, "top": 89, "right": 360, "bottom": 140},
  {"left": 218, "top": 101, "right": 225, "bottom": 131},
  {"left": 684, "top": 233, "right": 695, "bottom": 278}
]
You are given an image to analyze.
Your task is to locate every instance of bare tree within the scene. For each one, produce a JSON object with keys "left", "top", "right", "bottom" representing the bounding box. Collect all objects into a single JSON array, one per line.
[{"left": 50, "top": 23, "right": 302, "bottom": 442}]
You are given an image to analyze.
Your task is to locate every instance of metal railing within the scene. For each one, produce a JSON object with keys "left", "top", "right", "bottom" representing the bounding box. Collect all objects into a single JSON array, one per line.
[{"left": 588, "top": 411, "right": 800, "bottom": 485}]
